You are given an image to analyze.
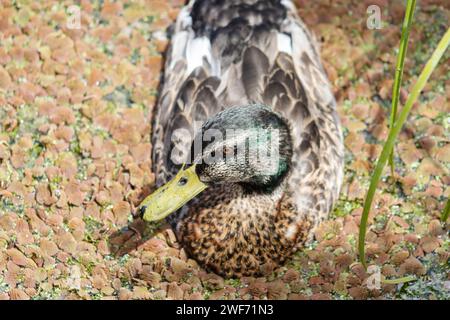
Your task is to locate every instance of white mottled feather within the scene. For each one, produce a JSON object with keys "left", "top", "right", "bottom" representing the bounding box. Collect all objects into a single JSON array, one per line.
[
  {"left": 276, "top": 33, "right": 293, "bottom": 55},
  {"left": 186, "top": 36, "right": 220, "bottom": 75}
]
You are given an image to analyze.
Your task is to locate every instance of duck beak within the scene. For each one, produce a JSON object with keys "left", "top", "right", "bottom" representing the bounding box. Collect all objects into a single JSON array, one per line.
[{"left": 138, "top": 165, "right": 208, "bottom": 222}]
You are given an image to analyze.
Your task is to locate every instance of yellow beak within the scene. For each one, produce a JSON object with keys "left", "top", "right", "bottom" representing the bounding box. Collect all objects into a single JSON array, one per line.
[{"left": 139, "top": 165, "right": 208, "bottom": 222}]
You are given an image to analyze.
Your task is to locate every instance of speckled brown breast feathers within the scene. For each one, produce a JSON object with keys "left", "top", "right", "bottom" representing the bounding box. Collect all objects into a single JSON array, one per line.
[{"left": 151, "top": 0, "right": 344, "bottom": 277}]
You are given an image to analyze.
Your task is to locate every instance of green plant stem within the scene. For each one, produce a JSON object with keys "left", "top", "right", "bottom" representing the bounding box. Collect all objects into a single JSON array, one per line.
[
  {"left": 442, "top": 198, "right": 450, "bottom": 222},
  {"left": 382, "top": 275, "right": 416, "bottom": 285},
  {"left": 388, "top": 0, "right": 417, "bottom": 176},
  {"left": 359, "top": 27, "right": 450, "bottom": 268}
]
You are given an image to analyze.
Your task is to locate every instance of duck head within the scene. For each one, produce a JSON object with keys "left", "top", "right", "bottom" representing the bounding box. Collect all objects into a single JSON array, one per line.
[{"left": 139, "top": 104, "right": 293, "bottom": 222}]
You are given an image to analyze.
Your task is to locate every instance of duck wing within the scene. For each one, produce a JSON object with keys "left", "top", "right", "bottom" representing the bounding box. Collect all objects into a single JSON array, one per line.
[
  {"left": 152, "top": 2, "right": 223, "bottom": 186},
  {"left": 152, "top": 0, "right": 343, "bottom": 206}
]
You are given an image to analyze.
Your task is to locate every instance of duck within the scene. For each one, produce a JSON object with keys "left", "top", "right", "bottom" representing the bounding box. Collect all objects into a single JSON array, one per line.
[{"left": 138, "top": 0, "right": 344, "bottom": 278}]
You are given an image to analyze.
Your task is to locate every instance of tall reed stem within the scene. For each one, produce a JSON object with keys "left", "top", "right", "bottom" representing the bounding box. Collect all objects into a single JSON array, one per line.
[
  {"left": 359, "top": 27, "right": 450, "bottom": 268},
  {"left": 388, "top": 0, "right": 417, "bottom": 176}
]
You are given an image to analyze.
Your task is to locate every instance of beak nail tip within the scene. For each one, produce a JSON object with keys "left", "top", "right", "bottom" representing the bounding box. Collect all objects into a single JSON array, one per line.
[{"left": 138, "top": 206, "right": 147, "bottom": 219}]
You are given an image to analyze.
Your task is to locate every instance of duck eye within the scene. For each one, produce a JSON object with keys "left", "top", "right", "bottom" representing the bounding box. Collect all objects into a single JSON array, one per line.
[{"left": 178, "top": 177, "right": 188, "bottom": 186}]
